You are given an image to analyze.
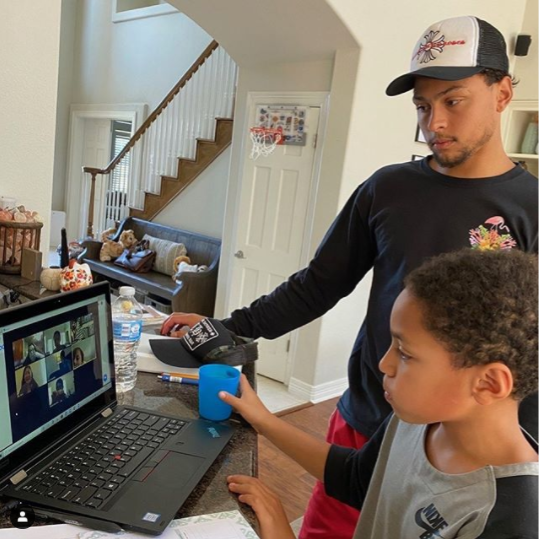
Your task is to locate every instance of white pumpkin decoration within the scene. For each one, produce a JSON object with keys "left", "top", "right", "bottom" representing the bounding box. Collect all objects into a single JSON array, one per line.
[{"left": 40, "top": 268, "right": 62, "bottom": 291}]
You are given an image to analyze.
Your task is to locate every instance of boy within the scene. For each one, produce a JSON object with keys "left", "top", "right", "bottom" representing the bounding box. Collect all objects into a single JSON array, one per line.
[{"left": 222, "top": 249, "right": 538, "bottom": 538}]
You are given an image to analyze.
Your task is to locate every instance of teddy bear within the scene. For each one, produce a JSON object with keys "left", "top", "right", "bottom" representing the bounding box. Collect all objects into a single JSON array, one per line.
[
  {"left": 101, "top": 227, "right": 117, "bottom": 242},
  {"left": 171, "top": 255, "right": 191, "bottom": 281},
  {"left": 99, "top": 229, "right": 138, "bottom": 262},
  {"left": 171, "top": 255, "right": 208, "bottom": 283}
]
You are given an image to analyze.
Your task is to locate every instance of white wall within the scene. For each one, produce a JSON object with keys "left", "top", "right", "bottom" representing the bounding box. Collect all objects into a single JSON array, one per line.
[
  {"left": 53, "top": 0, "right": 213, "bottom": 215},
  {"left": 0, "top": 0, "right": 63, "bottom": 253},
  {"left": 155, "top": 148, "right": 231, "bottom": 239},
  {"left": 52, "top": 0, "right": 78, "bottom": 211},
  {"left": 71, "top": 1, "right": 212, "bottom": 108}
]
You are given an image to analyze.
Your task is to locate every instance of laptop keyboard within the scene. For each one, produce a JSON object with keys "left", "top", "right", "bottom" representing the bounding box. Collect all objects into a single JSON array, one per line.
[{"left": 20, "top": 409, "right": 185, "bottom": 509}]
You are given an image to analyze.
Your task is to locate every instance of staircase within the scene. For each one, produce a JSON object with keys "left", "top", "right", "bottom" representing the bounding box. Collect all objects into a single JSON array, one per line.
[
  {"left": 83, "top": 41, "right": 237, "bottom": 238},
  {"left": 130, "top": 117, "right": 233, "bottom": 221}
]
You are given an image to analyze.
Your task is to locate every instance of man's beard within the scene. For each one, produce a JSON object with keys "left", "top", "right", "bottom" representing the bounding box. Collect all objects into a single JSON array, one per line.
[
  {"left": 431, "top": 144, "right": 473, "bottom": 168},
  {"left": 430, "top": 128, "right": 494, "bottom": 169}
]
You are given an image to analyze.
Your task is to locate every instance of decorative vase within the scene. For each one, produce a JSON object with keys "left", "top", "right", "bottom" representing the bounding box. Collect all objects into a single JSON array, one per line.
[
  {"left": 40, "top": 267, "right": 62, "bottom": 291},
  {"left": 521, "top": 119, "right": 538, "bottom": 155},
  {"left": 59, "top": 260, "right": 93, "bottom": 292}
]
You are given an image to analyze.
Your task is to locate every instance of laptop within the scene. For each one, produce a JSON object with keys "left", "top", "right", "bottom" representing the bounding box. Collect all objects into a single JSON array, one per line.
[{"left": 0, "top": 282, "right": 234, "bottom": 535}]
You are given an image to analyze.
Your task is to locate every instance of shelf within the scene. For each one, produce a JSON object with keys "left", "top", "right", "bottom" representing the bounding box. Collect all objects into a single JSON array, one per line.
[
  {"left": 508, "top": 153, "right": 539, "bottom": 160},
  {"left": 503, "top": 100, "right": 538, "bottom": 156}
]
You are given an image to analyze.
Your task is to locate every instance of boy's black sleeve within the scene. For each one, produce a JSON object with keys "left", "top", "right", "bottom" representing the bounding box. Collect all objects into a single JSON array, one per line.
[
  {"left": 323, "top": 415, "right": 391, "bottom": 510},
  {"left": 221, "top": 181, "right": 376, "bottom": 340},
  {"left": 475, "top": 475, "right": 538, "bottom": 539}
]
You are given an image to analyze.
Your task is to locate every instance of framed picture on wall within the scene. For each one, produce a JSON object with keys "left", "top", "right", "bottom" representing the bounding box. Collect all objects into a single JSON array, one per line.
[{"left": 415, "top": 125, "right": 427, "bottom": 143}]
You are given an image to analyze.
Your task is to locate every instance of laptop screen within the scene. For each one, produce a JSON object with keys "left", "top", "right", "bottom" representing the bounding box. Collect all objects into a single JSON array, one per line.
[{"left": 0, "top": 283, "right": 114, "bottom": 463}]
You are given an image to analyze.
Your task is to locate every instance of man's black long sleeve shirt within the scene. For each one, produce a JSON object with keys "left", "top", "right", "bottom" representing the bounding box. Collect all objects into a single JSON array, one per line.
[{"left": 222, "top": 159, "right": 538, "bottom": 437}]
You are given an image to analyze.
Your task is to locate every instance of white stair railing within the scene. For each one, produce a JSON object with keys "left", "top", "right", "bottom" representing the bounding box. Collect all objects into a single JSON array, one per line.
[{"left": 83, "top": 41, "right": 237, "bottom": 239}]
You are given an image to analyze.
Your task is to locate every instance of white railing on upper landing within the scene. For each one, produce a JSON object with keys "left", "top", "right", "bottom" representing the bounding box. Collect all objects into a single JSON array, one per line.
[{"left": 83, "top": 41, "right": 237, "bottom": 238}]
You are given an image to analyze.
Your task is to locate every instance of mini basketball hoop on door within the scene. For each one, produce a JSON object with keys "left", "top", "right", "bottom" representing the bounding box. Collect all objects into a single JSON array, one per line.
[{"left": 249, "top": 127, "right": 283, "bottom": 160}]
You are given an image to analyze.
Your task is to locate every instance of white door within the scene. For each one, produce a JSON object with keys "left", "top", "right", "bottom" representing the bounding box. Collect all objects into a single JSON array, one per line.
[
  {"left": 79, "top": 119, "right": 111, "bottom": 238},
  {"left": 228, "top": 106, "right": 321, "bottom": 382}
]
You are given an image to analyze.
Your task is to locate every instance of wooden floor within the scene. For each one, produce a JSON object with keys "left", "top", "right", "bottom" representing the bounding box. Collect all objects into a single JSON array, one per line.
[{"left": 258, "top": 397, "right": 339, "bottom": 523}]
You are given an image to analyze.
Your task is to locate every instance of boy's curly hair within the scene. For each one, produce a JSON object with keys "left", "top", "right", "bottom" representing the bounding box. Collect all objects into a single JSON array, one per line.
[{"left": 404, "top": 249, "right": 538, "bottom": 400}]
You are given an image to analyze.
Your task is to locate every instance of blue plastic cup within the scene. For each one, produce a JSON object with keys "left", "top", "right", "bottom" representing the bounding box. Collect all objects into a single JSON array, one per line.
[{"left": 198, "top": 364, "right": 241, "bottom": 421}]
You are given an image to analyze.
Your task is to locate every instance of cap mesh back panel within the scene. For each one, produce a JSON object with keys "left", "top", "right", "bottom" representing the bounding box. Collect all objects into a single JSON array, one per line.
[{"left": 476, "top": 18, "right": 509, "bottom": 72}]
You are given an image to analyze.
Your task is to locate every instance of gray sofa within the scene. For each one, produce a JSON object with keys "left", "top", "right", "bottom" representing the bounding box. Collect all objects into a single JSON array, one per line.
[{"left": 78, "top": 217, "right": 221, "bottom": 316}]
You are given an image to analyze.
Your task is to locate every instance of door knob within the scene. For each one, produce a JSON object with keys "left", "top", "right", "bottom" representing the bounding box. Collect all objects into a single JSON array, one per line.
[{"left": 234, "top": 250, "right": 246, "bottom": 259}]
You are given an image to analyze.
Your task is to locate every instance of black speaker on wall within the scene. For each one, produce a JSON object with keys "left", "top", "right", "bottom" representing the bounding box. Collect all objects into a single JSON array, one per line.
[{"left": 515, "top": 34, "right": 532, "bottom": 57}]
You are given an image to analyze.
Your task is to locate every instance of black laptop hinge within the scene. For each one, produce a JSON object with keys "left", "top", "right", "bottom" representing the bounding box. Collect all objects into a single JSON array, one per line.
[
  {"left": 9, "top": 470, "right": 27, "bottom": 485},
  {"left": 101, "top": 407, "right": 113, "bottom": 418}
]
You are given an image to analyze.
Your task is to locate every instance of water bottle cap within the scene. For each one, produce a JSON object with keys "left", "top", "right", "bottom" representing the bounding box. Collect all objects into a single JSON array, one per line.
[{"left": 119, "top": 286, "right": 136, "bottom": 297}]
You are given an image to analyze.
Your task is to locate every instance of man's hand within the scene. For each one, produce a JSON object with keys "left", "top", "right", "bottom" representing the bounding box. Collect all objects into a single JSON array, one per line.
[
  {"left": 160, "top": 312, "right": 205, "bottom": 337},
  {"left": 227, "top": 475, "right": 295, "bottom": 539},
  {"left": 219, "top": 374, "right": 274, "bottom": 433}
]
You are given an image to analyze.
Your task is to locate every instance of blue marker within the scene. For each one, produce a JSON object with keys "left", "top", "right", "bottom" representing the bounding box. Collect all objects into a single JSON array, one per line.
[{"left": 158, "top": 374, "right": 199, "bottom": 385}]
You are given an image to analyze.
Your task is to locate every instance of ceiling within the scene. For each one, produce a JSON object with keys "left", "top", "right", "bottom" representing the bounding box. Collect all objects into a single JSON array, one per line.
[{"left": 167, "top": 0, "right": 358, "bottom": 67}]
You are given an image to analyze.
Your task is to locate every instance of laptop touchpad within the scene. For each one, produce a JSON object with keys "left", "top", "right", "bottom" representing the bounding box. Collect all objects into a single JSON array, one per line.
[{"left": 136, "top": 451, "right": 204, "bottom": 486}]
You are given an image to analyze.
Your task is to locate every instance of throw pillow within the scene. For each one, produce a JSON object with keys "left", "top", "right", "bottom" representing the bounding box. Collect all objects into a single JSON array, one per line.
[{"left": 142, "top": 234, "right": 188, "bottom": 276}]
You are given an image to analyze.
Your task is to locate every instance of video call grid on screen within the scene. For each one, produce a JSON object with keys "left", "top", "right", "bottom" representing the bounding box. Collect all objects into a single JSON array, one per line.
[{"left": 0, "top": 296, "right": 112, "bottom": 459}]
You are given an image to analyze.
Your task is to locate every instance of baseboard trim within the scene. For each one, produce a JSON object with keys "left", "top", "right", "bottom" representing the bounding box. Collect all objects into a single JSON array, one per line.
[
  {"left": 288, "top": 377, "right": 348, "bottom": 404},
  {"left": 275, "top": 402, "right": 313, "bottom": 417}
]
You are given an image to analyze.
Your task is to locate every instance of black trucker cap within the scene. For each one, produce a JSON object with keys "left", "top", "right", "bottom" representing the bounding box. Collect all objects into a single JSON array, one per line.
[
  {"left": 386, "top": 16, "right": 509, "bottom": 96},
  {"left": 149, "top": 318, "right": 258, "bottom": 369}
]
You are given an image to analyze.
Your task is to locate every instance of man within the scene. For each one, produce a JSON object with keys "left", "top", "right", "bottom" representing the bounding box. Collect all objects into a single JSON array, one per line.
[
  {"left": 162, "top": 16, "right": 538, "bottom": 539},
  {"left": 52, "top": 330, "right": 65, "bottom": 353},
  {"left": 51, "top": 378, "right": 67, "bottom": 405}
]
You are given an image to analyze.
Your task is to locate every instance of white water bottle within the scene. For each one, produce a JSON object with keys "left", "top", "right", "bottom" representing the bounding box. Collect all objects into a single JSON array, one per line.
[{"left": 112, "top": 286, "right": 143, "bottom": 392}]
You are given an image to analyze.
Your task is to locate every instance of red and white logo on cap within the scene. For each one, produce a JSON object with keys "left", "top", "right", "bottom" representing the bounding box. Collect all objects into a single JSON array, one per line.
[
  {"left": 414, "top": 31, "right": 466, "bottom": 64},
  {"left": 410, "top": 16, "right": 479, "bottom": 70}
]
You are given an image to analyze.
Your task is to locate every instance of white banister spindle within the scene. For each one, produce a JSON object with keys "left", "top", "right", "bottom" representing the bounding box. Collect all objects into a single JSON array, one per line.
[
  {"left": 176, "top": 91, "right": 186, "bottom": 164},
  {"left": 192, "top": 73, "right": 200, "bottom": 159},
  {"left": 200, "top": 63, "right": 209, "bottom": 139},
  {"left": 212, "top": 54, "right": 220, "bottom": 119},
  {"left": 192, "top": 71, "right": 200, "bottom": 154},
  {"left": 220, "top": 52, "right": 229, "bottom": 120},
  {"left": 213, "top": 49, "right": 223, "bottom": 121},
  {"left": 148, "top": 124, "right": 157, "bottom": 193},
  {"left": 206, "top": 55, "right": 216, "bottom": 141},
  {"left": 227, "top": 55, "right": 237, "bottom": 117},
  {"left": 217, "top": 48, "right": 227, "bottom": 118},
  {"left": 187, "top": 79, "right": 196, "bottom": 159},
  {"left": 154, "top": 114, "right": 163, "bottom": 194},
  {"left": 165, "top": 108, "right": 172, "bottom": 176},
  {"left": 140, "top": 131, "right": 150, "bottom": 201},
  {"left": 167, "top": 97, "right": 178, "bottom": 176},
  {"left": 202, "top": 62, "right": 211, "bottom": 140},
  {"left": 198, "top": 63, "right": 207, "bottom": 140},
  {"left": 224, "top": 54, "right": 233, "bottom": 118},
  {"left": 158, "top": 110, "right": 168, "bottom": 181}
]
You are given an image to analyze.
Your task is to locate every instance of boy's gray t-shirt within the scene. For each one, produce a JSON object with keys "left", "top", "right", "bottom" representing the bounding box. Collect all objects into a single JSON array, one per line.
[{"left": 325, "top": 416, "right": 539, "bottom": 538}]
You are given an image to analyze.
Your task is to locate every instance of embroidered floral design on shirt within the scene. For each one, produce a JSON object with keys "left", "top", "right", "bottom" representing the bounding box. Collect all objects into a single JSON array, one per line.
[{"left": 469, "top": 216, "right": 516, "bottom": 250}]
